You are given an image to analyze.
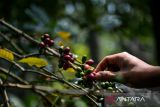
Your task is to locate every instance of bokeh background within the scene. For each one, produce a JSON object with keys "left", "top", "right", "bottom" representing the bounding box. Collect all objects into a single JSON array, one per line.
[
  {"left": 1, "top": 0, "right": 160, "bottom": 64},
  {"left": 0, "top": 0, "right": 160, "bottom": 107}
]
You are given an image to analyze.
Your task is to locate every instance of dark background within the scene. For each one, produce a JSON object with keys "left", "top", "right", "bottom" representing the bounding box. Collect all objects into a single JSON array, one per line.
[{"left": 1, "top": 0, "right": 160, "bottom": 64}]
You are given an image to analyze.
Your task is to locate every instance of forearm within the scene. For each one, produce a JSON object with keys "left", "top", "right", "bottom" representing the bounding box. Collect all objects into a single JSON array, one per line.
[
  {"left": 145, "top": 65, "right": 160, "bottom": 87},
  {"left": 124, "top": 65, "right": 160, "bottom": 88}
]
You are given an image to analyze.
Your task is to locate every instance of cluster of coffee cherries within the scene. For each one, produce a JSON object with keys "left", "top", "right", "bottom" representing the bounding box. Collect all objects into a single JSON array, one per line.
[
  {"left": 75, "top": 56, "right": 95, "bottom": 78},
  {"left": 39, "top": 34, "right": 54, "bottom": 48},
  {"left": 56, "top": 45, "right": 123, "bottom": 92},
  {"left": 73, "top": 56, "right": 96, "bottom": 87},
  {"left": 74, "top": 56, "right": 122, "bottom": 92},
  {"left": 58, "top": 46, "right": 75, "bottom": 70}
]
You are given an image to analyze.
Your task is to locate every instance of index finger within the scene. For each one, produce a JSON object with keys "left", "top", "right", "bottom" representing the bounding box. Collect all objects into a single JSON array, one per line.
[{"left": 94, "top": 53, "right": 124, "bottom": 72}]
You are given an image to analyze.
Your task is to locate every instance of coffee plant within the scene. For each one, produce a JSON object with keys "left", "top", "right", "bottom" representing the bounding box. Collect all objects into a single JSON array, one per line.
[{"left": 0, "top": 19, "right": 123, "bottom": 107}]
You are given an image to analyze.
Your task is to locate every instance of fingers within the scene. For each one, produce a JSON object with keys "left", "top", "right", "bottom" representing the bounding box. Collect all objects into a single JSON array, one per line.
[
  {"left": 93, "top": 71, "right": 126, "bottom": 83},
  {"left": 94, "top": 52, "right": 127, "bottom": 72},
  {"left": 94, "top": 56, "right": 110, "bottom": 72},
  {"left": 93, "top": 71, "right": 116, "bottom": 81}
]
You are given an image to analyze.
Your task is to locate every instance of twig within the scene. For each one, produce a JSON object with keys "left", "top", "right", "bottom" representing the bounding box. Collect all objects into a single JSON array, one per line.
[
  {"left": 0, "top": 19, "right": 60, "bottom": 57},
  {"left": 0, "top": 19, "right": 99, "bottom": 106},
  {"left": 5, "top": 48, "right": 43, "bottom": 59},
  {"left": 51, "top": 96, "right": 59, "bottom": 107},
  {"left": 0, "top": 67, "right": 53, "bottom": 105},
  {"left": 0, "top": 67, "right": 28, "bottom": 84},
  {"left": 0, "top": 32, "right": 23, "bottom": 54},
  {"left": 22, "top": 53, "right": 42, "bottom": 58},
  {"left": 0, "top": 19, "right": 38, "bottom": 44},
  {"left": 0, "top": 79, "right": 11, "bottom": 107},
  {"left": 33, "top": 89, "right": 52, "bottom": 105},
  {"left": 0, "top": 82, "right": 118, "bottom": 96},
  {"left": 42, "top": 68, "right": 99, "bottom": 106},
  {"left": 46, "top": 47, "right": 60, "bottom": 57},
  {"left": 25, "top": 69, "right": 59, "bottom": 80}
]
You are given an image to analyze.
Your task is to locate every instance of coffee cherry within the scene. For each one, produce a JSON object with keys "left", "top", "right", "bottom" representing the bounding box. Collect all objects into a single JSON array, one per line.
[
  {"left": 84, "top": 69, "right": 92, "bottom": 75},
  {"left": 59, "top": 46, "right": 64, "bottom": 54},
  {"left": 101, "top": 82, "right": 106, "bottom": 88},
  {"left": 80, "top": 72, "right": 85, "bottom": 77},
  {"left": 69, "top": 57, "right": 74, "bottom": 63},
  {"left": 41, "top": 36, "right": 45, "bottom": 41},
  {"left": 97, "top": 97, "right": 104, "bottom": 103},
  {"left": 84, "top": 64, "right": 91, "bottom": 70},
  {"left": 82, "top": 55, "right": 87, "bottom": 63},
  {"left": 44, "top": 34, "right": 50, "bottom": 38},
  {"left": 41, "top": 34, "right": 50, "bottom": 41},
  {"left": 107, "top": 87, "right": 113, "bottom": 90},
  {"left": 105, "top": 81, "right": 109, "bottom": 85},
  {"left": 58, "top": 61, "right": 64, "bottom": 68},
  {"left": 44, "top": 38, "right": 51, "bottom": 45},
  {"left": 58, "top": 47, "right": 64, "bottom": 54},
  {"left": 87, "top": 73, "right": 95, "bottom": 80},
  {"left": 86, "top": 59, "right": 94, "bottom": 65},
  {"left": 48, "top": 40, "right": 54, "bottom": 47},
  {"left": 68, "top": 52, "right": 73, "bottom": 57},
  {"left": 39, "top": 42, "right": 45, "bottom": 48},
  {"left": 109, "top": 82, "right": 115, "bottom": 87},
  {"left": 76, "top": 67, "right": 82, "bottom": 72},
  {"left": 64, "top": 47, "right": 70, "bottom": 54},
  {"left": 63, "top": 63, "right": 70, "bottom": 70},
  {"left": 64, "top": 55, "right": 71, "bottom": 61}
]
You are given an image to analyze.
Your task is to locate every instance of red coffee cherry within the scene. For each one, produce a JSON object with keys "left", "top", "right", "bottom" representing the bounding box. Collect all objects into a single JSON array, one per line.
[
  {"left": 69, "top": 57, "right": 74, "bottom": 63},
  {"left": 39, "top": 42, "right": 45, "bottom": 48},
  {"left": 48, "top": 40, "right": 54, "bottom": 47},
  {"left": 87, "top": 73, "right": 96, "bottom": 80},
  {"left": 43, "top": 34, "right": 50, "bottom": 39},
  {"left": 44, "top": 38, "right": 51, "bottom": 45},
  {"left": 84, "top": 64, "right": 91, "bottom": 70},
  {"left": 64, "top": 47, "right": 70, "bottom": 54},
  {"left": 68, "top": 52, "right": 73, "bottom": 57},
  {"left": 41, "top": 34, "right": 50, "bottom": 41},
  {"left": 64, "top": 55, "right": 71, "bottom": 61},
  {"left": 63, "top": 63, "right": 70, "bottom": 70},
  {"left": 86, "top": 59, "right": 94, "bottom": 65}
]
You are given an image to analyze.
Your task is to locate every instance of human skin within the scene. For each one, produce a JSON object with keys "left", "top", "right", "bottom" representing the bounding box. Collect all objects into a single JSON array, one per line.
[{"left": 93, "top": 52, "right": 160, "bottom": 88}]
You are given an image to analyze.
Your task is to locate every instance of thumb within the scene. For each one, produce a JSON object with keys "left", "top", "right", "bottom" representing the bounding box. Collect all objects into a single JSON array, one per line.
[{"left": 94, "top": 71, "right": 116, "bottom": 81}]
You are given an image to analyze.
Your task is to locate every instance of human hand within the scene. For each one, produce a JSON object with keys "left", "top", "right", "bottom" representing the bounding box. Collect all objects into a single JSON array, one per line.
[{"left": 93, "top": 52, "right": 159, "bottom": 88}]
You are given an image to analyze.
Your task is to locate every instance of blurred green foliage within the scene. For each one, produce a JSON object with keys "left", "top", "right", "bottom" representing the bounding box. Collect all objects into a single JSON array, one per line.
[{"left": 0, "top": 0, "right": 154, "bottom": 63}]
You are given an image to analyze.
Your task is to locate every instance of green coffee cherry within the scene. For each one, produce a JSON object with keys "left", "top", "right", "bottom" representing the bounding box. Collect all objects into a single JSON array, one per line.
[
  {"left": 82, "top": 55, "right": 87, "bottom": 64},
  {"left": 101, "top": 82, "right": 106, "bottom": 88},
  {"left": 80, "top": 72, "right": 85, "bottom": 77},
  {"left": 107, "top": 87, "right": 113, "bottom": 90},
  {"left": 84, "top": 70, "right": 92, "bottom": 75},
  {"left": 109, "top": 82, "right": 115, "bottom": 87},
  {"left": 76, "top": 67, "right": 82, "bottom": 72},
  {"left": 58, "top": 60, "right": 64, "bottom": 68},
  {"left": 58, "top": 47, "right": 64, "bottom": 54}
]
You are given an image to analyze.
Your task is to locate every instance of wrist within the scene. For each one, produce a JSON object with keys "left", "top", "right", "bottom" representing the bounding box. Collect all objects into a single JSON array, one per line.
[{"left": 145, "top": 65, "right": 160, "bottom": 87}]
